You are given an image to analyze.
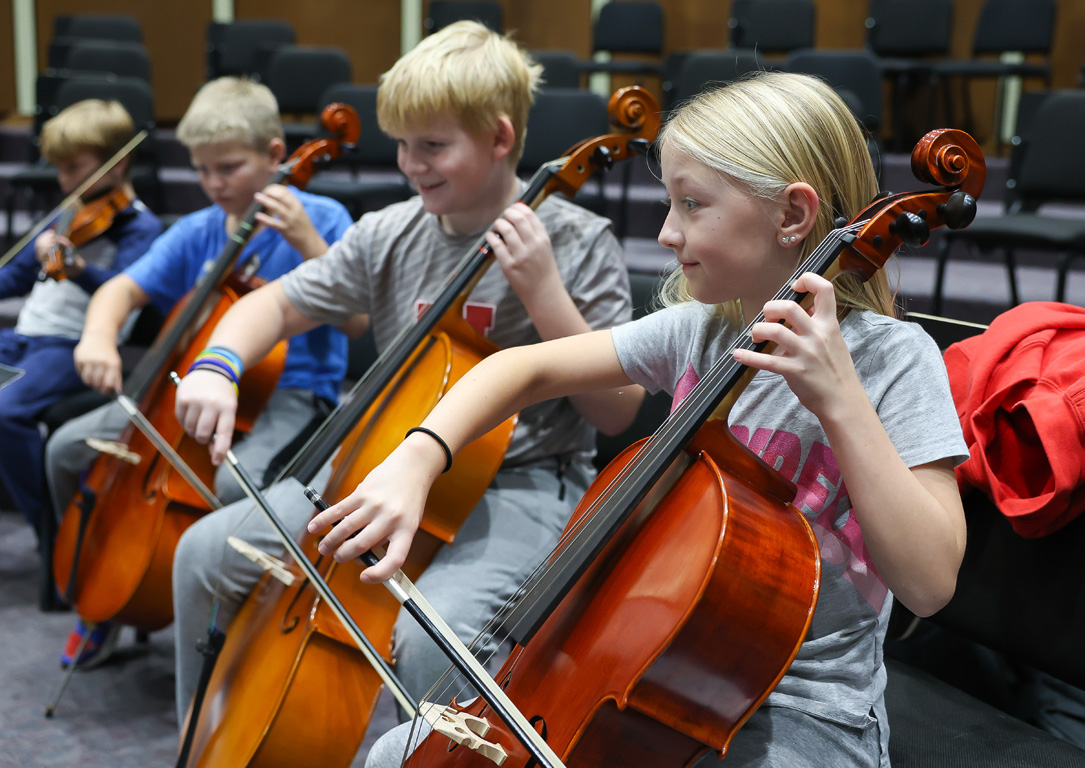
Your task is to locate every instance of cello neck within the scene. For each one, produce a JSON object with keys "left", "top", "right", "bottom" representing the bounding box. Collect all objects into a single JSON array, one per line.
[
  {"left": 277, "top": 163, "right": 562, "bottom": 485},
  {"left": 123, "top": 165, "right": 293, "bottom": 400}
]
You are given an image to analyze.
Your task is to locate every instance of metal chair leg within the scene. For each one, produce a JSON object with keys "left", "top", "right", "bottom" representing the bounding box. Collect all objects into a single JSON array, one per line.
[
  {"left": 1055, "top": 250, "right": 1081, "bottom": 304},
  {"left": 1004, "top": 247, "right": 1019, "bottom": 306},
  {"left": 932, "top": 233, "right": 954, "bottom": 315}
]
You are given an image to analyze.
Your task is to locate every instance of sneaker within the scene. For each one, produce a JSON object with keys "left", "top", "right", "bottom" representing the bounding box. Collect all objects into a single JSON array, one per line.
[{"left": 60, "top": 619, "right": 120, "bottom": 669}]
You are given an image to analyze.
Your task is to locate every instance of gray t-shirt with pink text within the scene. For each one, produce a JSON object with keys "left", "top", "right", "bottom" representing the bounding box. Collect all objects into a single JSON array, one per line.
[{"left": 612, "top": 301, "right": 967, "bottom": 761}]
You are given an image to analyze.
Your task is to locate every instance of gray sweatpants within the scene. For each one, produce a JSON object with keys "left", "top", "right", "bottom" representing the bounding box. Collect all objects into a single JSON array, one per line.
[
  {"left": 44, "top": 387, "right": 322, "bottom": 520},
  {"left": 173, "top": 457, "right": 592, "bottom": 730},
  {"left": 366, "top": 699, "right": 884, "bottom": 768}
]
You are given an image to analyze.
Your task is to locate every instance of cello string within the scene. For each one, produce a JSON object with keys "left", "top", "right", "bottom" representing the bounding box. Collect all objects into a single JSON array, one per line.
[
  {"left": 398, "top": 222, "right": 868, "bottom": 749},
  {"left": 445, "top": 221, "right": 867, "bottom": 674}
]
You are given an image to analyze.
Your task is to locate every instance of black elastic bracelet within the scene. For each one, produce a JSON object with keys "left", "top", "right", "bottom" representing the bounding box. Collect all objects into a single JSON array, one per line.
[{"left": 405, "top": 427, "right": 453, "bottom": 474}]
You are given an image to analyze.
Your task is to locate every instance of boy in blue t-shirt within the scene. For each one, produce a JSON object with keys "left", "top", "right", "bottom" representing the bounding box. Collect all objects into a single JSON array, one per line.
[
  {"left": 45, "top": 77, "right": 355, "bottom": 667},
  {"left": 0, "top": 99, "right": 161, "bottom": 536}
]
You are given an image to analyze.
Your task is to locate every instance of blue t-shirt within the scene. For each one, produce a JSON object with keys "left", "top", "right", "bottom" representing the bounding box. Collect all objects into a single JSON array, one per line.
[{"left": 124, "top": 188, "right": 351, "bottom": 403}]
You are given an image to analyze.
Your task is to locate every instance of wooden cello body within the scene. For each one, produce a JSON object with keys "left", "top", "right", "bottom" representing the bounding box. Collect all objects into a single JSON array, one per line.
[
  {"left": 184, "top": 307, "right": 516, "bottom": 768},
  {"left": 405, "top": 128, "right": 987, "bottom": 768},
  {"left": 51, "top": 105, "right": 362, "bottom": 632},
  {"left": 415, "top": 421, "right": 820, "bottom": 766},
  {"left": 52, "top": 276, "right": 287, "bottom": 629},
  {"left": 179, "top": 87, "right": 663, "bottom": 768}
]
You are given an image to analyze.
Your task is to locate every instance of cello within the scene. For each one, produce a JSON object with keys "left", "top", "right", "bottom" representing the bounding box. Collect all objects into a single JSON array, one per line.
[
  {"left": 179, "top": 87, "right": 662, "bottom": 768},
  {"left": 390, "top": 128, "right": 987, "bottom": 767},
  {"left": 51, "top": 104, "right": 362, "bottom": 632}
]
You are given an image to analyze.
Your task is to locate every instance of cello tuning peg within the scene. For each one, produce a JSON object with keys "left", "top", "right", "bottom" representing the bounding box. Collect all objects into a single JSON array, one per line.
[
  {"left": 937, "top": 191, "right": 978, "bottom": 230},
  {"left": 888, "top": 211, "right": 930, "bottom": 247},
  {"left": 591, "top": 144, "right": 614, "bottom": 171}
]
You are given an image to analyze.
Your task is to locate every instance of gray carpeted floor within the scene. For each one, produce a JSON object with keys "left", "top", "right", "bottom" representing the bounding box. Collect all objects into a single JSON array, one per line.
[{"left": 0, "top": 509, "right": 396, "bottom": 767}]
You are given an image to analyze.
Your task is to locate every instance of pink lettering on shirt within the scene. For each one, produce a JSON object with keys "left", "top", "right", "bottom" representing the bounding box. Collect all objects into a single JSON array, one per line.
[
  {"left": 733, "top": 426, "right": 888, "bottom": 612},
  {"left": 671, "top": 363, "right": 700, "bottom": 414},
  {"left": 671, "top": 363, "right": 887, "bottom": 611}
]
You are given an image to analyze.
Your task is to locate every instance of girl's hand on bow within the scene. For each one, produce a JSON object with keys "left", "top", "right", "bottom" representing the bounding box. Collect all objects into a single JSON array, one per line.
[{"left": 306, "top": 432, "right": 447, "bottom": 582}]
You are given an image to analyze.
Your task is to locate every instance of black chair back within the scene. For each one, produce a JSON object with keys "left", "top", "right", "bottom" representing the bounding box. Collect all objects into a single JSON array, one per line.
[
  {"left": 264, "top": 45, "right": 353, "bottom": 115},
  {"left": 317, "top": 83, "right": 397, "bottom": 168},
  {"left": 532, "top": 50, "right": 583, "bottom": 89},
  {"left": 213, "top": 19, "right": 296, "bottom": 79},
  {"left": 865, "top": 0, "right": 953, "bottom": 57},
  {"left": 54, "top": 75, "right": 154, "bottom": 133},
  {"left": 729, "top": 0, "right": 815, "bottom": 54},
  {"left": 54, "top": 13, "right": 142, "bottom": 43},
  {"left": 592, "top": 1, "right": 664, "bottom": 56},
  {"left": 65, "top": 40, "right": 152, "bottom": 83},
  {"left": 519, "top": 88, "right": 609, "bottom": 174},
  {"left": 972, "top": 0, "right": 1056, "bottom": 56},
  {"left": 425, "top": 1, "right": 503, "bottom": 34},
  {"left": 1014, "top": 91, "right": 1085, "bottom": 205},
  {"left": 783, "top": 49, "right": 883, "bottom": 132},
  {"left": 671, "top": 50, "right": 765, "bottom": 106}
]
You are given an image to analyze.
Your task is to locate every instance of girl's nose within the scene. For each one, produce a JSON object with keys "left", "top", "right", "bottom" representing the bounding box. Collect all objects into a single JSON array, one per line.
[{"left": 658, "top": 209, "right": 682, "bottom": 250}]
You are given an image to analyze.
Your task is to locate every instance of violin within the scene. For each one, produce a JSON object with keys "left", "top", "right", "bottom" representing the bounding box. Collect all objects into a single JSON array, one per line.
[
  {"left": 40, "top": 185, "right": 135, "bottom": 282},
  {"left": 51, "top": 103, "right": 361, "bottom": 632},
  {"left": 0, "top": 130, "right": 147, "bottom": 273},
  {"left": 178, "top": 87, "right": 662, "bottom": 768},
  {"left": 398, "top": 129, "right": 986, "bottom": 767}
]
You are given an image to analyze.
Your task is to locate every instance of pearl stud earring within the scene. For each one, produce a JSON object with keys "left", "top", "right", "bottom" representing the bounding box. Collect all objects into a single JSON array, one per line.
[{"left": 781, "top": 235, "right": 797, "bottom": 244}]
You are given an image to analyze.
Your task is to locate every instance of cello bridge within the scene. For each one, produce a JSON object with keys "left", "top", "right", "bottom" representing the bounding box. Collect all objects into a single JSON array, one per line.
[
  {"left": 419, "top": 701, "right": 508, "bottom": 765},
  {"left": 227, "top": 536, "right": 296, "bottom": 586},
  {"left": 85, "top": 438, "right": 141, "bottom": 465}
]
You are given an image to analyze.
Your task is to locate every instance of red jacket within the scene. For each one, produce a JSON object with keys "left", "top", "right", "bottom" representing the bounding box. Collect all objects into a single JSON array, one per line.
[{"left": 944, "top": 301, "right": 1085, "bottom": 538}]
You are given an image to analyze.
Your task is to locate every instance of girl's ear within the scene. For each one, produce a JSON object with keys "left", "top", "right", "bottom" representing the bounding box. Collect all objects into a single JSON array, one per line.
[
  {"left": 778, "top": 182, "right": 819, "bottom": 244},
  {"left": 492, "top": 115, "right": 516, "bottom": 163}
]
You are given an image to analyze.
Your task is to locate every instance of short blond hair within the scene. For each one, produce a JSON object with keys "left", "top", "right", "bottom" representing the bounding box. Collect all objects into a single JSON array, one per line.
[
  {"left": 377, "top": 20, "right": 541, "bottom": 164},
  {"left": 176, "top": 76, "right": 283, "bottom": 150},
  {"left": 658, "top": 71, "right": 893, "bottom": 321},
  {"left": 40, "top": 99, "right": 135, "bottom": 167}
]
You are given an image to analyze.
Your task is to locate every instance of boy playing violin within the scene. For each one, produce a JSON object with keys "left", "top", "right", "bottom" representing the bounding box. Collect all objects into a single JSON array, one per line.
[
  {"left": 0, "top": 99, "right": 161, "bottom": 539},
  {"left": 45, "top": 77, "right": 354, "bottom": 668},
  {"left": 170, "top": 19, "right": 643, "bottom": 735}
]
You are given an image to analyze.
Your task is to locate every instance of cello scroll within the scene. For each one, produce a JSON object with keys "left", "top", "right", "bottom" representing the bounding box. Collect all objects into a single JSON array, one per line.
[{"left": 542, "top": 86, "right": 660, "bottom": 202}]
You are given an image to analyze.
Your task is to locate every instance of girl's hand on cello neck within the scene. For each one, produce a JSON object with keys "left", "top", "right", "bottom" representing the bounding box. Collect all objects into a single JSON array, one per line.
[{"left": 734, "top": 272, "right": 865, "bottom": 424}]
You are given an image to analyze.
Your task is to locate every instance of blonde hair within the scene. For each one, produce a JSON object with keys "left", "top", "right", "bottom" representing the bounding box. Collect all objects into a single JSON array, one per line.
[
  {"left": 40, "top": 99, "right": 135, "bottom": 167},
  {"left": 176, "top": 76, "right": 283, "bottom": 150},
  {"left": 658, "top": 71, "right": 894, "bottom": 322},
  {"left": 377, "top": 20, "right": 541, "bottom": 164}
]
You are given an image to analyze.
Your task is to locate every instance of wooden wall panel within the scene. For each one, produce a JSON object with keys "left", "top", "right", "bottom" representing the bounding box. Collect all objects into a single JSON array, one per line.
[
  {"left": 0, "top": 0, "right": 15, "bottom": 116},
  {"left": 17, "top": 1, "right": 1081, "bottom": 139},
  {"left": 235, "top": 0, "right": 401, "bottom": 86},
  {"left": 503, "top": 0, "right": 593, "bottom": 56},
  {"left": 35, "top": 0, "right": 209, "bottom": 122}
]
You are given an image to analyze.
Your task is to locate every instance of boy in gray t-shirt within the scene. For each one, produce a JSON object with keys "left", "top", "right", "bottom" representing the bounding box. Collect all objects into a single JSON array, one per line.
[{"left": 169, "top": 19, "right": 642, "bottom": 743}]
